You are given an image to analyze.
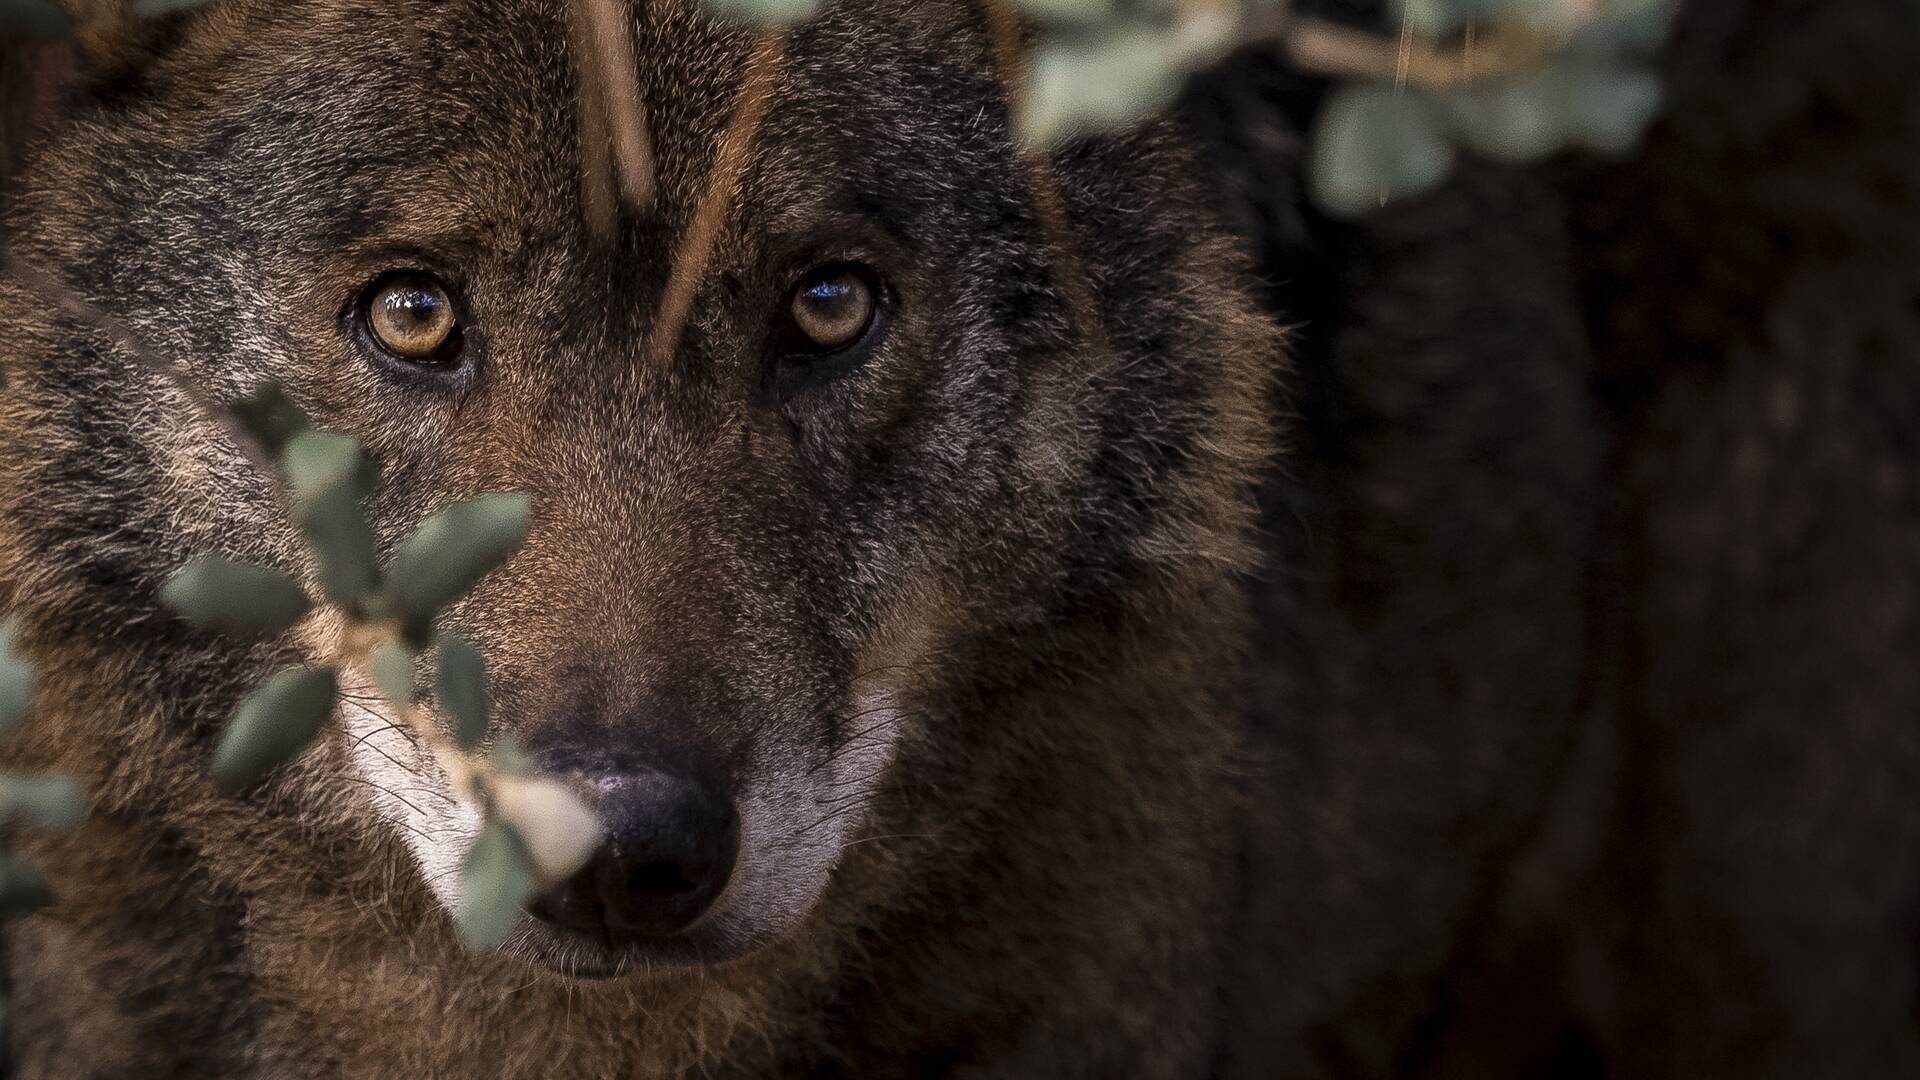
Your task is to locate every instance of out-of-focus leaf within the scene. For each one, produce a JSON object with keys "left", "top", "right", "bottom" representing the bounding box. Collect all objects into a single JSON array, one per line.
[
  {"left": 703, "top": 0, "right": 818, "bottom": 27},
  {"left": 1442, "top": 59, "right": 1663, "bottom": 161},
  {"left": 212, "top": 666, "right": 338, "bottom": 793},
  {"left": 436, "top": 636, "right": 489, "bottom": 750},
  {"left": 161, "top": 557, "right": 311, "bottom": 638},
  {"left": 1552, "top": 62, "right": 1665, "bottom": 155},
  {"left": 0, "top": 621, "right": 35, "bottom": 740},
  {"left": 456, "top": 818, "right": 537, "bottom": 951},
  {"left": 384, "top": 495, "right": 530, "bottom": 631},
  {"left": 0, "top": 773, "right": 85, "bottom": 830},
  {"left": 1022, "top": 28, "right": 1190, "bottom": 148},
  {"left": 1309, "top": 83, "right": 1456, "bottom": 217},
  {"left": 1014, "top": 0, "right": 1126, "bottom": 26},
  {"left": 490, "top": 738, "right": 538, "bottom": 778},
  {"left": 228, "top": 382, "right": 311, "bottom": 458},
  {"left": 282, "top": 431, "right": 377, "bottom": 506},
  {"left": 0, "top": 856, "right": 53, "bottom": 917},
  {"left": 283, "top": 431, "right": 381, "bottom": 613},
  {"left": 370, "top": 641, "right": 417, "bottom": 708},
  {"left": 1439, "top": 70, "right": 1566, "bottom": 162}
]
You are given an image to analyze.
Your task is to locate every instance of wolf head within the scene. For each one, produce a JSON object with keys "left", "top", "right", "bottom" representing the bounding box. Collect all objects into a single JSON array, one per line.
[{"left": 0, "top": 0, "right": 1272, "bottom": 984}]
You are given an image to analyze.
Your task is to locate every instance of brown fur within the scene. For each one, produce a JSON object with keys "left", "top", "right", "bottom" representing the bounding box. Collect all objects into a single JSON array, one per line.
[
  {"left": 4, "top": 0, "right": 1920, "bottom": 1076},
  {"left": 0, "top": 0, "right": 1271, "bottom": 1075}
]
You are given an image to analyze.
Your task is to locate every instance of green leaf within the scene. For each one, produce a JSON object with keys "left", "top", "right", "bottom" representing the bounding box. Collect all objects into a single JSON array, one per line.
[
  {"left": 456, "top": 818, "right": 537, "bottom": 951},
  {"left": 228, "top": 382, "right": 311, "bottom": 458},
  {"left": 283, "top": 431, "right": 381, "bottom": 612},
  {"left": 1013, "top": 0, "right": 1124, "bottom": 26},
  {"left": 160, "top": 557, "right": 311, "bottom": 638},
  {"left": 212, "top": 666, "right": 339, "bottom": 793},
  {"left": 370, "top": 642, "right": 417, "bottom": 707},
  {"left": 703, "top": 0, "right": 818, "bottom": 26},
  {"left": 0, "top": 856, "right": 53, "bottom": 917},
  {"left": 1440, "top": 59, "right": 1664, "bottom": 162},
  {"left": 1550, "top": 62, "right": 1665, "bottom": 156},
  {"left": 436, "top": 636, "right": 489, "bottom": 750},
  {"left": 282, "top": 431, "right": 377, "bottom": 506},
  {"left": 384, "top": 495, "right": 531, "bottom": 630},
  {"left": 490, "top": 738, "right": 538, "bottom": 778},
  {"left": 1309, "top": 84, "right": 1456, "bottom": 218},
  {"left": 0, "top": 621, "right": 35, "bottom": 740},
  {"left": 0, "top": 774, "right": 85, "bottom": 830},
  {"left": 1021, "top": 29, "right": 1192, "bottom": 149}
]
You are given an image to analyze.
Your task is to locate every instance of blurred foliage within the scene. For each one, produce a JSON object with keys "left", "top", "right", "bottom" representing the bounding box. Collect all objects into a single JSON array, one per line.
[{"left": 158, "top": 385, "right": 586, "bottom": 949}]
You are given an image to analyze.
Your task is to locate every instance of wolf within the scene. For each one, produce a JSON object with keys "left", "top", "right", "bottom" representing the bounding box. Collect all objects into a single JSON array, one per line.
[{"left": 1, "top": 0, "right": 1917, "bottom": 1077}]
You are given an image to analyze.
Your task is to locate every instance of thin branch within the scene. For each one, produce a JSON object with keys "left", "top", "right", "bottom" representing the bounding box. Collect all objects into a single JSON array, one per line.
[
  {"left": 980, "top": 0, "right": 1108, "bottom": 352},
  {"left": 571, "top": 0, "right": 620, "bottom": 238},
  {"left": 1263, "top": 14, "right": 1571, "bottom": 90},
  {"left": 643, "top": 29, "right": 786, "bottom": 369},
  {"left": 580, "top": 0, "right": 657, "bottom": 211}
]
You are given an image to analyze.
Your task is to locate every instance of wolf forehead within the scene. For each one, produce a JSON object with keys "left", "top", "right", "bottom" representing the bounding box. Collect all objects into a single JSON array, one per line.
[{"left": 50, "top": 0, "right": 1028, "bottom": 268}]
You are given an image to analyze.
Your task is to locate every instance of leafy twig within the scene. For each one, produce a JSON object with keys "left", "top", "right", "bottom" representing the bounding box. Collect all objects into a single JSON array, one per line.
[{"left": 576, "top": 0, "right": 657, "bottom": 228}]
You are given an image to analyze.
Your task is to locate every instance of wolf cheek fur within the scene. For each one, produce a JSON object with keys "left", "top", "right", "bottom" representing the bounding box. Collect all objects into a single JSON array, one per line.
[{"left": 0, "top": 0, "right": 1276, "bottom": 1075}]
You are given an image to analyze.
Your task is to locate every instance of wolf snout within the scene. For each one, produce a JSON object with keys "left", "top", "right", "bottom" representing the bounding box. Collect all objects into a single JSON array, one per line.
[{"left": 527, "top": 767, "right": 739, "bottom": 941}]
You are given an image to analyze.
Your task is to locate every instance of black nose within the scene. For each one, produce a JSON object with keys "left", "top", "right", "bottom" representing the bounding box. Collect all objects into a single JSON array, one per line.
[{"left": 528, "top": 768, "right": 739, "bottom": 940}]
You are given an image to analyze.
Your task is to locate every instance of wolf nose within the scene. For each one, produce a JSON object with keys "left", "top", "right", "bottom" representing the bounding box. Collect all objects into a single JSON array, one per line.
[{"left": 528, "top": 768, "right": 739, "bottom": 940}]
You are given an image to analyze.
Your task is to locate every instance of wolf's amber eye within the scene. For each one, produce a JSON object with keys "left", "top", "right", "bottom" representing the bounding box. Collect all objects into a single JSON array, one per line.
[
  {"left": 786, "top": 267, "right": 876, "bottom": 352},
  {"left": 364, "top": 274, "right": 460, "bottom": 362}
]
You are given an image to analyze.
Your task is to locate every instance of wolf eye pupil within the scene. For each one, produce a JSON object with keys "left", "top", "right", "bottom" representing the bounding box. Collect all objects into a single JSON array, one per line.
[
  {"left": 366, "top": 276, "right": 458, "bottom": 361},
  {"left": 788, "top": 269, "right": 874, "bottom": 351}
]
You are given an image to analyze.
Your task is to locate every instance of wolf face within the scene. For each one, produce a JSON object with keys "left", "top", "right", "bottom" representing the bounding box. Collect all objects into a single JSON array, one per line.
[{"left": 2, "top": 0, "right": 1269, "bottom": 1020}]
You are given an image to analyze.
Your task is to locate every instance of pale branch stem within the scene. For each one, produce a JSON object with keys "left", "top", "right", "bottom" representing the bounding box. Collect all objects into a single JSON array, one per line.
[
  {"left": 580, "top": 0, "right": 658, "bottom": 211},
  {"left": 571, "top": 0, "right": 620, "bottom": 238},
  {"left": 980, "top": 0, "right": 1109, "bottom": 353},
  {"left": 2, "top": 253, "right": 286, "bottom": 496},
  {"left": 1276, "top": 14, "right": 1566, "bottom": 89},
  {"left": 644, "top": 29, "right": 786, "bottom": 369}
]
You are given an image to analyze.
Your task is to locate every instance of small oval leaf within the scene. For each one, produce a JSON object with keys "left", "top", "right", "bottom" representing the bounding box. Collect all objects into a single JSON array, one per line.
[
  {"left": 296, "top": 486, "right": 382, "bottom": 614},
  {"left": 703, "top": 0, "right": 818, "bottom": 26},
  {"left": 161, "top": 557, "right": 311, "bottom": 638},
  {"left": 0, "top": 773, "right": 86, "bottom": 830},
  {"left": 283, "top": 431, "right": 382, "bottom": 612},
  {"left": 228, "top": 381, "right": 311, "bottom": 458},
  {"left": 436, "top": 636, "right": 489, "bottom": 750},
  {"left": 282, "top": 431, "right": 377, "bottom": 506},
  {"left": 213, "top": 666, "right": 339, "bottom": 793},
  {"left": 0, "top": 856, "right": 54, "bottom": 917},
  {"left": 456, "top": 818, "right": 537, "bottom": 951},
  {"left": 1309, "top": 84, "right": 1456, "bottom": 218},
  {"left": 385, "top": 495, "right": 531, "bottom": 628},
  {"left": 0, "top": 621, "right": 36, "bottom": 739},
  {"left": 370, "top": 641, "right": 417, "bottom": 707}
]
